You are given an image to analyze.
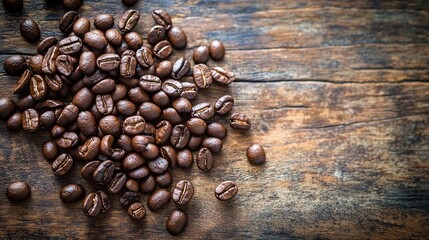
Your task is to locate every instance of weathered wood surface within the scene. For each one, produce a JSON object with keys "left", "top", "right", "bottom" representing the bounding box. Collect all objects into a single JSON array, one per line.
[{"left": 1, "top": 0, "right": 429, "bottom": 239}]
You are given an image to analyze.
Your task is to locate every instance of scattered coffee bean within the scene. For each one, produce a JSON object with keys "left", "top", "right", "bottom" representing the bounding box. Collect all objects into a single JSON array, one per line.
[
  {"left": 215, "top": 181, "right": 238, "bottom": 201},
  {"left": 42, "top": 140, "right": 59, "bottom": 161},
  {"left": 52, "top": 153, "right": 74, "bottom": 176},
  {"left": 60, "top": 184, "right": 85, "bottom": 203},
  {"left": 191, "top": 102, "right": 214, "bottom": 120},
  {"left": 172, "top": 58, "right": 190, "bottom": 79},
  {"left": 153, "top": 40, "right": 172, "bottom": 59},
  {"left": 84, "top": 30, "right": 108, "bottom": 50},
  {"left": 120, "top": 191, "right": 140, "bottom": 207},
  {"left": 125, "top": 32, "right": 143, "bottom": 50},
  {"left": 186, "top": 118, "right": 207, "bottom": 135},
  {"left": 97, "top": 53, "right": 120, "bottom": 71},
  {"left": 147, "top": 188, "right": 171, "bottom": 211},
  {"left": 108, "top": 172, "right": 127, "bottom": 193},
  {"left": 172, "top": 180, "right": 194, "bottom": 205},
  {"left": 22, "top": 108, "right": 39, "bottom": 132},
  {"left": 0, "top": 97, "right": 16, "bottom": 120},
  {"left": 246, "top": 144, "right": 266, "bottom": 165},
  {"left": 197, "top": 147, "right": 213, "bottom": 172},
  {"left": 119, "top": 10, "right": 140, "bottom": 33},
  {"left": 230, "top": 113, "right": 251, "bottom": 130},
  {"left": 202, "top": 137, "right": 223, "bottom": 153},
  {"left": 155, "top": 170, "right": 172, "bottom": 188},
  {"left": 147, "top": 25, "right": 165, "bottom": 45},
  {"left": 180, "top": 82, "right": 198, "bottom": 100},
  {"left": 207, "top": 122, "right": 227, "bottom": 139},
  {"left": 128, "top": 202, "right": 146, "bottom": 220},
  {"left": 93, "top": 160, "right": 115, "bottom": 185},
  {"left": 59, "top": 11, "right": 79, "bottom": 35},
  {"left": 6, "top": 181, "right": 31, "bottom": 202},
  {"left": 176, "top": 149, "right": 193, "bottom": 168},
  {"left": 6, "top": 112, "right": 22, "bottom": 131},
  {"left": 37, "top": 37, "right": 58, "bottom": 54},
  {"left": 209, "top": 40, "right": 225, "bottom": 60},
  {"left": 94, "top": 14, "right": 114, "bottom": 31},
  {"left": 211, "top": 67, "right": 236, "bottom": 85},
  {"left": 73, "top": 17, "right": 90, "bottom": 38},
  {"left": 168, "top": 26, "right": 187, "bottom": 49},
  {"left": 63, "top": 0, "right": 82, "bottom": 10},
  {"left": 166, "top": 210, "right": 187, "bottom": 235},
  {"left": 20, "top": 18, "right": 40, "bottom": 43},
  {"left": 215, "top": 95, "right": 234, "bottom": 115},
  {"left": 82, "top": 192, "right": 101, "bottom": 217},
  {"left": 3, "top": 55, "right": 27, "bottom": 76},
  {"left": 152, "top": 9, "right": 172, "bottom": 30}
]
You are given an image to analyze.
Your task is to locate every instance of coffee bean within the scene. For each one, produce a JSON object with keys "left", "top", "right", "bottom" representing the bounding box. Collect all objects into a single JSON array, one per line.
[
  {"left": 147, "top": 189, "right": 171, "bottom": 211},
  {"left": 15, "top": 96, "right": 33, "bottom": 112},
  {"left": 60, "top": 11, "right": 79, "bottom": 35},
  {"left": 84, "top": 30, "right": 108, "bottom": 50},
  {"left": 93, "top": 160, "right": 115, "bottom": 185},
  {"left": 95, "top": 191, "right": 111, "bottom": 213},
  {"left": 29, "top": 74, "right": 47, "bottom": 100},
  {"left": 166, "top": 210, "right": 187, "bottom": 235},
  {"left": 209, "top": 40, "right": 225, "bottom": 60},
  {"left": 20, "top": 18, "right": 40, "bottom": 43},
  {"left": 152, "top": 9, "right": 172, "bottom": 30},
  {"left": 22, "top": 108, "right": 39, "bottom": 132},
  {"left": 207, "top": 122, "right": 227, "bottom": 139},
  {"left": 29, "top": 54, "right": 44, "bottom": 75},
  {"left": 37, "top": 37, "right": 58, "bottom": 54},
  {"left": 230, "top": 113, "right": 251, "bottom": 130},
  {"left": 171, "top": 58, "right": 190, "bottom": 80},
  {"left": 148, "top": 157, "right": 169, "bottom": 174},
  {"left": 202, "top": 137, "right": 223, "bottom": 153},
  {"left": 141, "top": 143, "right": 159, "bottom": 159},
  {"left": 120, "top": 50, "right": 137, "bottom": 78},
  {"left": 153, "top": 40, "right": 172, "bottom": 59},
  {"left": 128, "top": 87, "right": 150, "bottom": 105},
  {"left": 52, "top": 153, "right": 74, "bottom": 176},
  {"left": 108, "top": 172, "right": 127, "bottom": 193},
  {"left": 56, "top": 132, "right": 78, "bottom": 149},
  {"left": 162, "top": 79, "right": 182, "bottom": 97},
  {"left": 76, "top": 111, "right": 97, "bottom": 137},
  {"left": 42, "top": 141, "right": 59, "bottom": 161},
  {"left": 0, "top": 97, "right": 16, "bottom": 120},
  {"left": 125, "top": 32, "right": 143, "bottom": 50},
  {"left": 84, "top": 69, "right": 108, "bottom": 87},
  {"left": 82, "top": 192, "right": 101, "bottom": 217},
  {"left": 50, "top": 125, "right": 66, "bottom": 138},
  {"left": 79, "top": 137, "right": 100, "bottom": 160},
  {"left": 131, "top": 135, "right": 150, "bottom": 152},
  {"left": 94, "top": 14, "right": 114, "bottom": 31},
  {"left": 155, "top": 120, "right": 172, "bottom": 145},
  {"left": 123, "top": 116, "right": 146, "bottom": 136},
  {"left": 39, "top": 111, "right": 56, "bottom": 128},
  {"left": 7, "top": 112, "right": 22, "bottom": 131},
  {"left": 154, "top": 61, "right": 171, "bottom": 79},
  {"left": 105, "top": 29, "right": 123, "bottom": 47},
  {"left": 193, "top": 46, "right": 209, "bottom": 64},
  {"left": 172, "top": 97, "right": 192, "bottom": 113},
  {"left": 6, "top": 181, "right": 31, "bottom": 202},
  {"left": 155, "top": 170, "right": 172, "bottom": 188},
  {"left": 59, "top": 36, "right": 83, "bottom": 55},
  {"left": 81, "top": 160, "right": 101, "bottom": 180},
  {"left": 151, "top": 90, "right": 169, "bottom": 108},
  {"left": 97, "top": 53, "right": 120, "bottom": 71},
  {"left": 168, "top": 26, "right": 187, "bottom": 49},
  {"left": 139, "top": 175, "right": 156, "bottom": 193},
  {"left": 92, "top": 78, "right": 116, "bottom": 94},
  {"left": 111, "top": 84, "right": 128, "bottom": 102},
  {"left": 99, "top": 115, "right": 121, "bottom": 136},
  {"left": 147, "top": 25, "right": 165, "bottom": 45},
  {"left": 95, "top": 94, "right": 114, "bottom": 115},
  {"left": 72, "top": 87, "right": 95, "bottom": 110},
  {"left": 193, "top": 63, "right": 212, "bottom": 89},
  {"left": 172, "top": 180, "right": 194, "bottom": 205},
  {"left": 162, "top": 108, "right": 182, "bottom": 125},
  {"left": 120, "top": 191, "right": 140, "bottom": 207},
  {"left": 186, "top": 118, "right": 207, "bottom": 135},
  {"left": 180, "top": 82, "right": 198, "bottom": 100},
  {"left": 215, "top": 181, "right": 238, "bottom": 201},
  {"left": 136, "top": 47, "right": 154, "bottom": 68},
  {"left": 128, "top": 166, "right": 150, "bottom": 179},
  {"left": 56, "top": 104, "right": 78, "bottom": 126},
  {"left": 125, "top": 179, "right": 139, "bottom": 192},
  {"left": 139, "top": 102, "right": 161, "bottom": 121},
  {"left": 177, "top": 149, "right": 193, "bottom": 168},
  {"left": 2, "top": 0, "right": 23, "bottom": 12},
  {"left": 139, "top": 75, "right": 161, "bottom": 92},
  {"left": 55, "top": 55, "right": 74, "bottom": 77},
  {"left": 73, "top": 17, "right": 90, "bottom": 38},
  {"left": 119, "top": 10, "right": 140, "bottom": 33},
  {"left": 128, "top": 202, "right": 146, "bottom": 220},
  {"left": 246, "top": 144, "right": 266, "bottom": 165},
  {"left": 63, "top": 0, "right": 82, "bottom": 10},
  {"left": 4, "top": 55, "right": 27, "bottom": 76},
  {"left": 197, "top": 147, "right": 212, "bottom": 172},
  {"left": 42, "top": 46, "right": 60, "bottom": 74},
  {"left": 122, "top": 152, "right": 144, "bottom": 171},
  {"left": 211, "top": 67, "right": 236, "bottom": 85},
  {"left": 117, "top": 134, "right": 133, "bottom": 153},
  {"left": 215, "top": 95, "right": 234, "bottom": 115},
  {"left": 60, "top": 184, "right": 85, "bottom": 203},
  {"left": 170, "top": 124, "right": 190, "bottom": 149},
  {"left": 35, "top": 100, "right": 64, "bottom": 110},
  {"left": 79, "top": 51, "right": 96, "bottom": 75},
  {"left": 191, "top": 102, "right": 214, "bottom": 120}
]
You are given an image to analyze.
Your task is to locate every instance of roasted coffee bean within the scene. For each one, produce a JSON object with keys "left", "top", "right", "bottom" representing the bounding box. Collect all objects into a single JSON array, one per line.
[
  {"left": 81, "top": 160, "right": 101, "bottom": 180},
  {"left": 7, "top": 112, "right": 22, "bottom": 131},
  {"left": 139, "top": 75, "right": 160, "bottom": 92},
  {"left": 60, "top": 184, "right": 85, "bottom": 203},
  {"left": 124, "top": 32, "right": 143, "bottom": 50},
  {"left": 230, "top": 113, "right": 251, "bottom": 130},
  {"left": 172, "top": 97, "right": 192, "bottom": 113},
  {"left": 95, "top": 94, "right": 114, "bottom": 115},
  {"left": 147, "top": 189, "right": 171, "bottom": 211},
  {"left": 191, "top": 102, "right": 214, "bottom": 120},
  {"left": 59, "top": 36, "right": 82, "bottom": 55},
  {"left": 94, "top": 14, "right": 114, "bottom": 31},
  {"left": 51, "top": 125, "right": 66, "bottom": 138},
  {"left": 108, "top": 172, "right": 127, "bottom": 193},
  {"left": 2, "top": 0, "right": 23, "bottom": 12},
  {"left": 168, "top": 26, "right": 187, "bottom": 49},
  {"left": 171, "top": 58, "right": 190, "bottom": 80},
  {"left": 202, "top": 137, "right": 223, "bottom": 153},
  {"left": 152, "top": 9, "right": 172, "bottom": 30},
  {"left": 170, "top": 124, "right": 190, "bottom": 149},
  {"left": 136, "top": 46, "right": 154, "bottom": 68},
  {"left": 155, "top": 120, "right": 172, "bottom": 145},
  {"left": 105, "top": 28, "right": 123, "bottom": 47},
  {"left": 128, "top": 202, "right": 145, "bottom": 220},
  {"left": 72, "top": 87, "right": 95, "bottom": 110},
  {"left": 215, "top": 181, "right": 238, "bottom": 201},
  {"left": 215, "top": 95, "right": 234, "bottom": 115},
  {"left": 155, "top": 60, "right": 172, "bottom": 78},
  {"left": 117, "top": 134, "right": 133, "bottom": 152},
  {"left": 246, "top": 144, "right": 266, "bottom": 165},
  {"left": 76, "top": 111, "right": 97, "bottom": 137},
  {"left": 97, "top": 53, "right": 120, "bottom": 71},
  {"left": 120, "top": 191, "right": 140, "bottom": 207},
  {"left": 209, "top": 40, "right": 225, "bottom": 61},
  {"left": 4, "top": 55, "right": 27, "bottom": 76},
  {"left": 166, "top": 210, "right": 187, "bottom": 235},
  {"left": 6, "top": 181, "right": 31, "bottom": 202},
  {"left": 156, "top": 171, "right": 172, "bottom": 188},
  {"left": 123, "top": 115, "right": 145, "bottom": 135},
  {"left": 84, "top": 69, "right": 108, "bottom": 87},
  {"left": 35, "top": 100, "right": 64, "bottom": 110},
  {"left": 120, "top": 51, "right": 137, "bottom": 78},
  {"left": 207, "top": 122, "right": 227, "bottom": 139},
  {"left": 22, "top": 108, "right": 39, "bottom": 132},
  {"left": 29, "top": 54, "right": 44, "bottom": 74},
  {"left": 177, "top": 149, "right": 193, "bottom": 168},
  {"left": 52, "top": 153, "right": 74, "bottom": 176},
  {"left": 148, "top": 157, "right": 168, "bottom": 174},
  {"left": 13, "top": 69, "right": 31, "bottom": 94},
  {"left": 140, "top": 175, "right": 156, "bottom": 193},
  {"left": 122, "top": 152, "right": 144, "bottom": 171},
  {"left": 42, "top": 141, "right": 59, "bottom": 161},
  {"left": 56, "top": 132, "right": 78, "bottom": 149},
  {"left": 92, "top": 78, "right": 115, "bottom": 94},
  {"left": 119, "top": 10, "right": 140, "bottom": 33},
  {"left": 193, "top": 63, "right": 212, "bottom": 89},
  {"left": 125, "top": 179, "right": 140, "bottom": 192},
  {"left": 57, "top": 104, "right": 79, "bottom": 126},
  {"left": 20, "top": 18, "right": 40, "bottom": 43},
  {"left": 39, "top": 111, "right": 56, "bottom": 128},
  {"left": 162, "top": 108, "right": 182, "bottom": 125},
  {"left": 197, "top": 147, "right": 212, "bottom": 171},
  {"left": 115, "top": 100, "right": 136, "bottom": 117},
  {"left": 79, "top": 51, "right": 96, "bottom": 75},
  {"left": 147, "top": 25, "right": 165, "bottom": 45},
  {"left": 82, "top": 192, "right": 101, "bottom": 217},
  {"left": 42, "top": 46, "right": 60, "bottom": 74},
  {"left": 172, "top": 180, "right": 194, "bottom": 205},
  {"left": 84, "top": 30, "right": 108, "bottom": 50},
  {"left": 186, "top": 118, "right": 207, "bottom": 135},
  {"left": 37, "top": 37, "right": 58, "bottom": 54},
  {"left": 139, "top": 102, "right": 161, "bottom": 121},
  {"left": 153, "top": 40, "right": 172, "bottom": 59},
  {"left": 141, "top": 143, "right": 159, "bottom": 159},
  {"left": 99, "top": 115, "right": 121, "bottom": 136},
  {"left": 187, "top": 135, "right": 202, "bottom": 151},
  {"left": 211, "top": 67, "right": 236, "bottom": 85},
  {"left": 180, "top": 82, "right": 198, "bottom": 100},
  {"left": 73, "top": 17, "right": 90, "bottom": 38},
  {"left": 162, "top": 79, "right": 182, "bottom": 97},
  {"left": 79, "top": 137, "right": 100, "bottom": 160},
  {"left": 59, "top": 11, "right": 79, "bottom": 35},
  {"left": 111, "top": 84, "right": 128, "bottom": 102},
  {"left": 131, "top": 135, "right": 150, "bottom": 152},
  {"left": 128, "top": 166, "right": 150, "bottom": 179},
  {"left": 55, "top": 55, "right": 74, "bottom": 77},
  {"left": 193, "top": 46, "right": 209, "bottom": 64},
  {"left": 63, "top": 0, "right": 82, "bottom": 10},
  {"left": 128, "top": 87, "right": 150, "bottom": 105},
  {"left": 152, "top": 90, "right": 170, "bottom": 108},
  {"left": 29, "top": 75, "right": 47, "bottom": 100},
  {"left": 93, "top": 160, "right": 115, "bottom": 185}
]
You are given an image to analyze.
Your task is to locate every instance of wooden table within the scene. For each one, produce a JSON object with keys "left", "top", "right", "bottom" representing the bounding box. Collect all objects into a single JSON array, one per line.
[{"left": 1, "top": 0, "right": 428, "bottom": 239}]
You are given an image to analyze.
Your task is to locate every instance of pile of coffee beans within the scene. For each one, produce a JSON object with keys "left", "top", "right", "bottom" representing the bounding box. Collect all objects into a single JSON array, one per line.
[{"left": 1, "top": 8, "right": 266, "bottom": 235}]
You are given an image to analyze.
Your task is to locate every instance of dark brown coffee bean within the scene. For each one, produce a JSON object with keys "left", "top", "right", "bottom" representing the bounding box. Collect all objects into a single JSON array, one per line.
[
  {"left": 209, "top": 40, "right": 225, "bottom": 61},
  {"left": 93, "top": 160, "right": 115, "bottom": 185},
  {"left": 127, "top": 87, "right": 149, "bottom": 105},
  {"left": 57, "top": 104, "right": 78, "bottom": 126},
  {"left": 155, "top": 120, "right": 172, "bottom": 145},
  {"left": 166, "top": 210, "right": 187, "bottom": 235},
  {"left": 82, "top": 192, "right": 101, "bottom": 217},
  {"left": 94, "top": 95, "right": 113, "bottom": 116},
  {"left": 79, "top": 51, "right": 96, "bottom": 75},
  {"left": 91, "top": 78, "right": 115, "bottom": 94},
  {"left": 29, "top": 54, "right": 44, "bottom": 74},
  {"left": 152, "top": 9, "right": 172, "bottom": 30},
  {"left": 51, "top": 125, "right": 66, "bottom": 138},
  {"left": 37, "top": 37, "right": 58, "bottom": 55},
  {"left": 94, "top": 14, "right": 114, "bottom": 31},
  {"left": 156, "top": 170, "right": 172, "bottom": 188},
  {"left": 187, "top": 135, "right": 202, "bottom": 151},
  {"left": 148, "top": 157, "right": 168, "bottom": 174},
  {"left": 170, "top": 124, "right": 190, "bottom": 149},
  {"left": 60, "top": 11, "right": 79, "bottom": 35},
  {"left": 105, "top": 28, "right": 123, "bottom": 47},
  {"left": 186, "top": 118, "right": 207, "bottom": 135},
  {"left": 6, "top": 181, "right": 31, "bottom": 202},
  {"left": 52, "top": 153, "right": 73, "bottom": 176},
  {"left": 55, "top": 55, "right": 75, "bottom": 77},
  {"left": 155, "top": 60, "right": 172, "bottom": 78},
  {"left": 191, "top": 102, "right": 214, "bottom": 120},
  {"left": 46, "top": 76, "right": 64, "bottom": 95},
  {"left": 177, "top": 149, "right": 193, "bottom": 168},
  {"left": 80, "top": 160, "right": 100, "bottom": 180},
  {"left": 128, "top": 202, "right": 145, "bottom": 220},
  {"left": 84, "top": 70, "right": 108, "bottom": 87},
  {"left": 162, "top": 108, "right": 182, "bottom": 125},
  {"left": 172, "top": 180, "right": 194, "bottom": 205},
  {"left": 162, "top": 79, "right": 182, "bottom": 97},
  {"left": 35, "top": 100, "right": 64, "bottom": 110},
  {"left": 116, "top": 134, "right": 133, "bottom": 153},
  {"left": 125, "top": 179, "right": 139, "bottom": 192},
  {"left": 131, "top": 135, "right": 149, "bottom": 152},
  {"left": 20, "top": 18, "right": 40, "bottom": 43},
  {"left": 97, "top": 53, "right": 120, "bottom": 71},
  {"left": 108, "top": 172, "right": 127, "bottom": 193},
  {"left": 116, "top": 100, "right": 137, "bottom": 117},
  {"left": 21, "top": 108, "right": 39, "bottom": 132},
  {"left": 56, "top": 132, "right": 78, "bottom": 149},
  {"left": 119, "top": 10, "right": 140, "bottom": 33},
  {"left": 42, "top": 141, "right": 59, "bottom": 161},
  {"left": 123, "top": 116, "right": 146, "bottom": 136},
  {"left": 124, "top": 31, "right": 143, "bottom": 50},
  {"left": 172, "top": 97, "right": 192, "bottom": 113},
  {"left": 139, "top": 175, "right": 155, "bottom": 193},
  {"left": 211, "top": 67, "right": 236, "bottom": 85},
  {"left": 128, "top": 166, "right": 149, "bottom": 179},
  {"left": 60, "top": 184, "right": 85, "bottom": 203},
  {"left": 147, "top": 189, "right": 171, "bottom": 211},
  {"left": 138, "top": 75, "right": 160, "bottom": 92},
  {"left": 76, "top": 111, "right": 97, "bottom": 137},
  {"left": 99, "top": 115, "right": 121, "bottom": 136},
  {"left": 147, "top": 25, "right": 165, "bottom": 45},
  {"left": 207, "top": 122, "right": 227, "bottom": 139},
  {"left": 202, "top": 137, "right": 223, "bottom": 153},
  {"left": 72, "top": 87, "right": 95, "bottom": 110},
  {"left": 193, "top": 46, "right": 209, "bottom": 64},
  {"left": 39, "top": 111, "right": 56, "bottom": 128},
  {"left": 136, "top": 46, "right": 154, "bottom": 68},
  {"left": 122, "top": 152, "right": 144, "bottom": 171},
  {"left": 12, "top": 69, "right": 31, "bottom": 94},
  {"left": 72, "top": 17, "right": 90, "bottom": 38},
  {"left": 193, "top": 64, "right": 212, "bottom": 89},
  {"left": 141, "top": 143, "right": 159, "bottom": 159},
  {"left": 7, "top": 112, "right": 22, "bottom": 131},
  {"left": 215, "top": 181, "right": 238, "bottom": 201},
  {"left": 152, "top": 90, "right": 170, "bottom": 108},
  {"left": 2, "top": 0, "right": 23, "bottom": 12},
  {"left": 98, "top": 191, "right": 111, "bottom": 213},
  {"left": 171, "top": 58, "right": 190, "bottom": 80},
  {"left": 168, "top": 26, "right": 187, "bottom": 49},
  {"left": 153, "top": 40, "right": 172, "bottom": 59},
  {"left": 246, "top": 144, "right": 266, "bottom": 165},
  {"left": 120, "top": 191, "right": 140, "bottom": 207},
  {"left": 197, "top": 147, "right": 212, "bottom": 171},
  {"left": 59, "top": 36, "right": 83, "bottom": 55},
  {"left": 84, "top": 30, "right": 108, "bottom": 50},
  {"left": 139, "top": 102, "right": 161, "bottom": 121},
  {"left": 42, "top": 46, "right": 60, "bottom": 75},
  {"left": 110, "top": 84, "right": 128, "bottom": 102},
  {"left": 120, "top": 50, "right": 137, "bottom": 78},
  {"left": 29, "top": 75, "right": 47, "bottom": 101},
  {"left": 79, "top": 137, "right": 100, "bottom": 160},
  {"left": 4, "top": 55, "right": 26, "bottom": 76},
  {"left": 230, "top": 113, "right": 251, "bottom": 130},
  {"left": 215, "top": 95, "right": 234, "bottom": 115}
]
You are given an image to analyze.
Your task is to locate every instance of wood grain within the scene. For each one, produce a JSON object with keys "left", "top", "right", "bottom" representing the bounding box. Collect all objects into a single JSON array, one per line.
[{"left": 1, "top": 0, "right": 429, "bottom": 239}]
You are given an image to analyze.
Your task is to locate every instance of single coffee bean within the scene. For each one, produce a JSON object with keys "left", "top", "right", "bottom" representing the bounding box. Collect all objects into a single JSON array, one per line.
[
  {"left": 96, "top": 191, "right": 110, "bottom": 213},
  {"left": 123, "top": 116, "right": 146, "bottom": 136},
  {"left": 117, "top": 134, "right": 134, "bottom": 153},
  {"left": 170, "top": 124, "right": 190, "bottom": 149},
  {"left": 115, "top": 100, "right": 136, "bottom": 117},
  {"left": 39, "top": 111, "right": 56, "bottom": 128},
  {"left": 193, "top": 64, "right": 212, "bottom": 89},
  {"left": 172, "top": 180, "right": 194, "bottom": 205},
  {"left": 128, "top": 166, "right": 150, "bottom": 179},
  {"left": 153, "top": 40, "right": 172, "bottom": 59},
  {"left": 162, "top": 79, "right": 182, "bottom": 97},
  {"left": 120, "top": 191, "right": 140, "bottom": 207},
  {"left": 136, "top": 46, "right": 154, "bottom": 68},
  {"left": 122, "top": 152, "right": 144, "bottom": 171},
  {"left": 42, "top": 46, "right": 60, "bottom": 74},
  {"left": 92, "top": 78, "right": 116, "bottom": 94},
  {"left": 202, "top": 137, "right": 223, "bottom": 153},
  {"left": 172, "top": 97, "right": 192, "bottom": 113},
  {"left": 120, "top": 50, "right": 137, "bottom": 78},
  {"left": 105, "top": 28, "right": 123, "bottom": 47},
  {"left": 95, "top": 94, "right": 114, "bottom": 116},
  {"left": 55, "top": 55, "right": 74, "bottom": 77},
  {"left": 155, "top": 120, "right": 172, "bottom": 145},
  {"left": 79, "top": 51, "right": 96, "bottom": 75},
  {"left": 168, "top": 26, "right": 187, "bottom": 49},
  {"left": 93, "top": 160, "right": 115, "bottom": 185},
  {"left": 124, "top": 31, "right": 143, "bottom": 50},
  {"left": 37, "top": 37, "right": 58, "bottom": 54},
  {"left": 171, "top": 58, "right": 190, "bottom": 80},
  {"left": 57, "top": 104, "right": 79, "bottom": 126},
  {"left": 81, "top": 160, "right": 101, "bottom": 180},
  {"left": 94, "top": 14, "right": 114, "bottom": 31},
  {"left": 207, "top": 122, "right": 227, "bottom": 139},
  {"left": 230, "top": 113, "right": 251, "bottom": 130},
  {"left": 209, "top": 40, "right": 225, "bottom": 61},
  {"left": 97, "top": 53, "right": 120, "bottom": 71},
  {"left": 60, "top": 184, "right": 85, "bottom": 203},
  {"left": 155, "top": 60, "right": 172, "bottom": 78},
  {"left": 82, "top": 192, "right": 101, "bottom": 217},
  {"left": 155, "top": 170, "right": 172, "bottom": 188},
  {"left": 22, "top": 108, "right": 39, "bottom": 132},
  {"left": 177, "top": 149, "right": 193, "bottom": 168},
  {"left": 108, "top": 172, "right": 127, "bottom": 193},
  {"left": 180, "top": 82, "right": 199, "bottom": 100},
  {"left": 84, "top": 69, "right": 108, "bottom": 87},
  {"left": 84, "top": 30, "right": 108, "bottom": 50},
  {"left": 186, "top": 118, "right": 207, "bottom": 135},
  {"left": 73, "top": 17, "right": 90, "bottom": 38},
  {"left": 0, "top": 97, "right": 16, "bottom": 120},
  {"left": 215, "top": 181, "right": 238, "bottom": 201},
  {"left": 147, "top": 189, "right": 171, "bottom": 211},
  {"left": 211, "top": 67, "right": 236, "bottom": 85},
  {"left": 191, "top": 102, "right": 214, "bottom": 120},
  {"left": 131, "top": 135, "right": 150, "bottom": 152},
  {"left": 147, "top": 25, "right": 165, "bottom": 45},
  {"left": 119, "top": 10, "right": 140, "bottom": 33},
  {"left": 52, "top": 153, "right": 74, "bottom": 176},
  {"left": 111, "top": 84, "right": 128, "bottom": 102},
  {"left": 35, "top": 100, "right": 64, "bottom": 110},
  {"left": 2, "top": 0, "right": 23, "bottom": 12},
  {"left": 59, "top": 11, "right": 79, "bottom": 35},
  {"left": 51, "top": 125, "right": 66, "bottom": 138},
  {"left": 162, "top": 108, "right": 182, "bottom": 125},
  {"left": 4, "top": 55, "right": 26, "bottom": 76},
  {"left": 99, "top": 115, "right": 121, "bottom": 136},
  {"left": 77, "top": 111, "right": 97, "bottom": 137},
  {"left": 187, "top": 135, "right": 203, "bottom": 151},
  {"left": 140, "top": 175, "right": 156, "bottom": 193},
  {"left": 138, "top": 102, "right": 161, "bottom": 121},
  {"left": 215, "top": 95, "right": 234, "bottom": 115},
  {"left": 56, "top": 132, "right": 78, "bottom": 149},
  {"left": 20, "top": 18, "right": 40, "bottom": 43},
  {"left": 6, "top": 181, "right": 31, "bottom": 202},
  {"left": 197, "top": 147, "right": 212, "bottom": 171},
  {"left": 128, "top": 87, "right": 150, "bottom": 105},
  {"left": 246, "top": 144, "right": 266, "bottom": 165},
  {"left": 128, "top": 202, "right": 146, "bottom": 220},
  {"left": 42, "top": 141, "right": 59, "bottom": 161},
  {"left": 152, "top": 9, "right": 172, "bottom": 30},
  {"left": 151, "top": 90, "right": 170, "bottom": 108},
  {"left": 29, "top": 54, "right": 44, "bottom": 75},
  {"left": 73, "top": 87, "right": 95, "bottom": 110},
  {"left": 139, "top": 75, "right": 161, "bottom": 93},
  {"left": 29, "top": 74, "right": 47, "bottom": 100},
  {"left": 193, "top": 46, "right": 209, "bottom": 64},
  {"left": 7, "top": 112, "right": 22, "bottom": 131},
  {"left": 79, "top": 137, "right": 101, "bottom": 160},
  {"left": 148, "top": 157, "right": 169, "bottom": 174},
  {"left": 141, "top": 143, "right": 159, "bottom": 160},
  {"left": 125, "top": 179, "right": 140, "bottom": 192},
  {"left": 59, "top": 36, "right": 82, "bottom": 55},
  {"left": 166, "top": 210, "right": 187, "bottom": 235}
]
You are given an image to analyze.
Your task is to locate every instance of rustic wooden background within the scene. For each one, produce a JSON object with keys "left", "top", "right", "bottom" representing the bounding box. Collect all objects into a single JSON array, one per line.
[{"left": 1, "top": 0, "right": 429, "bottom": 239}]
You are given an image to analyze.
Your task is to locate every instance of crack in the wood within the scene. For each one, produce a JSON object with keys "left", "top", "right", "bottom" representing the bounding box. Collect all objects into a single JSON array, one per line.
[
  {"left": 235, "top": 79, "right": 429, "bottom": 84},
  {"left": 263, "top": 105, "right": 310, "bottom": 110}
]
